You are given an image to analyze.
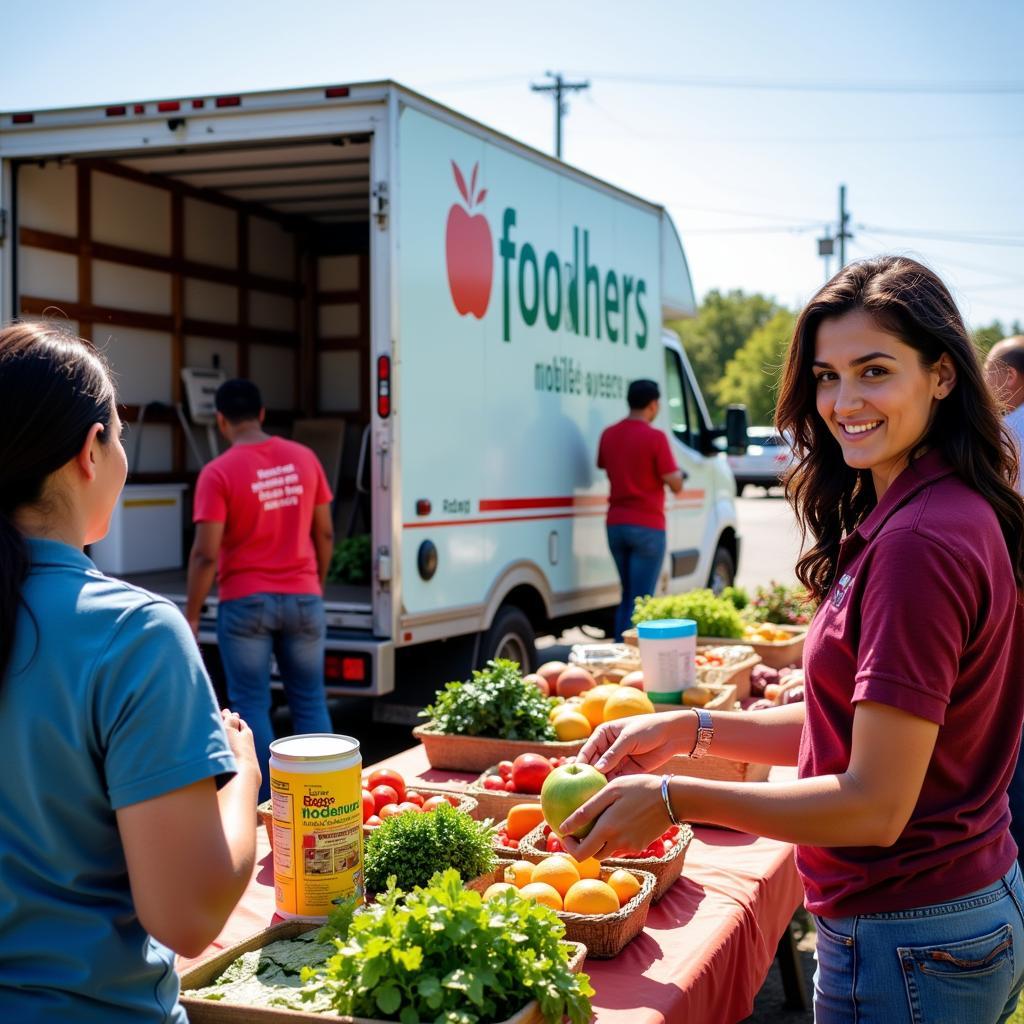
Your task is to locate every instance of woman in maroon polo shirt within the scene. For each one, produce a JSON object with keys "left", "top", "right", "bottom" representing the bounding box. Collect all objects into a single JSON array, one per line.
[{"left": 561, "top": 257, "right": 1024, "bottom": 1023}]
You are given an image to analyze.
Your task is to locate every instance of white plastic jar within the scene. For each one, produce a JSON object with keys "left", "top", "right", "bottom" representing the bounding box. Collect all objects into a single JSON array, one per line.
[{"left": 637, "top": 619, "right": 697, "bottom": 703}]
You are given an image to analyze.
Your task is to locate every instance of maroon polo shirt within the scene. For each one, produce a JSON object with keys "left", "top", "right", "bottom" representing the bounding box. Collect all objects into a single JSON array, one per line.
[
  {"left": 598, "top": 418, "right": 678, "bottom": 531},
  {"left": 797, "top": 449, "right": 1024, "bottom": 918}
]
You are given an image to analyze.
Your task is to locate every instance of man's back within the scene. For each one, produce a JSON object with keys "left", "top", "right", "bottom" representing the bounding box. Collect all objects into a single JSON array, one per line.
[
  {"left": 194, "top": 436, "right": 331, "bottom": 600},
  {"left": 598, "top": 418, "right": 677, "bottom": 531}
]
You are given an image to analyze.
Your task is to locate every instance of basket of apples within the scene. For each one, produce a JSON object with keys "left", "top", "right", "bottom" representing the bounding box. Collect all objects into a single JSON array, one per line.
[{"left": 467, "top": 752, "right": 572, "bottom": 820}]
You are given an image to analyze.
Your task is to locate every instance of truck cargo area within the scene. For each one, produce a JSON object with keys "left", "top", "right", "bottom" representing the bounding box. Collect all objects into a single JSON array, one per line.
[{"left": 13, "top": 134, "right": 378, "bottom": 619}]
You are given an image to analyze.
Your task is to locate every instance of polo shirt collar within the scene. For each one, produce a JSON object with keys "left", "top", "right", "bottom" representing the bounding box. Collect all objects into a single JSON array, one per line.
[
  {"left": 856, "top": 448, "right": 954, "bottom": 542},
  {"left": 25, "top": 536, "right": 97, "bottom": 571}
]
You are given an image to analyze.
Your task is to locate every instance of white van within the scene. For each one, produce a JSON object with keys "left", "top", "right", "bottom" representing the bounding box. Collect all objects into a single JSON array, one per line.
[{"left": 0, "top": 81, "right": 745, "bottom": 698}]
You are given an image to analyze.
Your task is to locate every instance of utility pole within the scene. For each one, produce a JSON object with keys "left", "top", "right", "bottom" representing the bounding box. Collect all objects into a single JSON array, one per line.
[
  {"left": 530, "top": 71, "right": 590, "bottom": 159},
  {"left": 837, "top": 184, "right": 853, "bottom": 268},
  {"left": 817, "top": 228, "right": 834, "bottom": 282}
]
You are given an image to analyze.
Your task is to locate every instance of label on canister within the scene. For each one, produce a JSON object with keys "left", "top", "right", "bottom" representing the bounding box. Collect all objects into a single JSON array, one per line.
[
  {"left": 269, "top": 734, "right": 363, "bottom": 920},
  {"left": 637, "top": 618, "right": 697, "bottom": 703}
]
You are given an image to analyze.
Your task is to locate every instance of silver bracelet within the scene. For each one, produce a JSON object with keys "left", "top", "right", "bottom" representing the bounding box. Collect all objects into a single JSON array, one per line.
[{"left": 660, "top": 774, "right": 681, "bottom": 827}]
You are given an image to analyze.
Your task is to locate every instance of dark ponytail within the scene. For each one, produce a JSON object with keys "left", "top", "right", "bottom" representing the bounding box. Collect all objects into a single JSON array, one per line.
[{"left": 0, "top": 323, "right": 115, "bottom": 682}]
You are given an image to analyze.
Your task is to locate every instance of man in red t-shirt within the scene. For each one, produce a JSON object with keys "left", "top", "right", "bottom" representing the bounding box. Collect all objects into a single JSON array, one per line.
[
  {"left": 185, "top": 379, "right": 335, "bottom": 800},
  {"left": 597, "top": 379, "right": 683, "bottom": 639}
]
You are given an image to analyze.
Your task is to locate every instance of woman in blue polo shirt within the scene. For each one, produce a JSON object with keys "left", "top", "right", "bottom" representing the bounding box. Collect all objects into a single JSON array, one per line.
[
  {"left": 0, "top": 322, "right": 262, "bottom": 1021},
  {"left": 559, "top": 257, "right": 1024, "bottom": 1023}
]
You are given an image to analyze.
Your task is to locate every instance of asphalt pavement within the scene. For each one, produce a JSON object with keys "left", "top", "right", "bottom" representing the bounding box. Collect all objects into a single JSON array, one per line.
[{"left": 733, "top": 488, "right": 805, "bottom": 591}]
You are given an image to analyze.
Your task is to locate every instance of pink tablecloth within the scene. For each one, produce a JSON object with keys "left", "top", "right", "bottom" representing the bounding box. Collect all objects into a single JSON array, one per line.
[{"left": 179, "top": 746, "right": 803, "bottom": 1024}]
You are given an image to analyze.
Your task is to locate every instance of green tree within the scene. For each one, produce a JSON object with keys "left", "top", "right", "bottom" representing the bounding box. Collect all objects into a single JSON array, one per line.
[
  {"left": 973, "top": 319, "right": 1023, "bottom": 360},
  {"left": 713, "top": 310, "right": 797, "bottom": 425},
  {"left": 668, "top": 289, "right": 785, "bottom": 418}
]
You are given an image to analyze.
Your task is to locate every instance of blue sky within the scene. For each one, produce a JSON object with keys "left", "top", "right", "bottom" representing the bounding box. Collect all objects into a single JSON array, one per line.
[{"left": 3, "top": 0, "right": 1022, "bottom": 330}]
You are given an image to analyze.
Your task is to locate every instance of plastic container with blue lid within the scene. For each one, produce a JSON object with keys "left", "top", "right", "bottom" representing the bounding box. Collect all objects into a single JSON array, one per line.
[{"left": 637, "top": 618, "right": 698, "bottom": 703}]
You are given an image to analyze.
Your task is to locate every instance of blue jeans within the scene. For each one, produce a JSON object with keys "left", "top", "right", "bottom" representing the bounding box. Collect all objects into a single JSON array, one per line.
[
  {"left": 607, "top": 524, "right": 666, "bottom": 641},
  {"left": 813, "top": 861, "right": 1024, "bottom": 1023},
  {"left": 217, "top": 593, "right": 332, "bottom": 802}
]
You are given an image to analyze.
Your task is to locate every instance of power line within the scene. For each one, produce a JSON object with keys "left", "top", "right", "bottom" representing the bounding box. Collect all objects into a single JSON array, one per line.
[
  {"left": 857, "top": 224, "right": 1024, "bottom": 248},
  {"left": 564, "top": 71, "right": 1024, "bottom": 95}
]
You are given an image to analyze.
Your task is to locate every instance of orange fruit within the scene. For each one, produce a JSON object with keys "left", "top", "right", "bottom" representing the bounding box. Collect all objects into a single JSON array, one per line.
[
  {"left": 519, "top": 881, "right": 564, "bottom": 910},
  {"left": 563, "top": 879, "right": 621, "bottom": 915},
  {"left": 578, "top": 684, "right": 620, "bottom": 728},
  {"left": 552, "top": 710, "right": 592, "bottom": 741},
  {"left": 504, "top": 860, "right": 535, "bottom": 889},
  {"left": 602, "top": 687, "right": 655, "bottom": 722},
  {"left": 482, "top": 882, "right": 517, "bottom": 901},
  {"left": 530, "top": 855, "right": 580, "bottom": 897},
  {"left": 506, "top": 804, "right": 545, "bottom": 841},
  {"left": 606, "top": 869, "right": 642, "bottom": 905},
  {"left": 575, "top": 856, "right": 603, "bottom": 879}
]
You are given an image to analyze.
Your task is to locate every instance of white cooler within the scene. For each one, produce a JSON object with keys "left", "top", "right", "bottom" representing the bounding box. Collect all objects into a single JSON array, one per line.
[{"left": 89, "top": 483, "right": 189, "bottom": 575}]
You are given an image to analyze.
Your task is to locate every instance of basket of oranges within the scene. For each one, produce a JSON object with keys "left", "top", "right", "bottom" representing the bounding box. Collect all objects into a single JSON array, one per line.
[
  {"left": 518, "top": 820, "right": 693, "bottom": 903},
  {"left": 482, "top": 852, "right": 656, "bottom": 958}
]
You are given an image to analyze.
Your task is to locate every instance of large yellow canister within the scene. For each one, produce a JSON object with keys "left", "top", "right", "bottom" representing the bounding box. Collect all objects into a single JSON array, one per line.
[{"left": 269, "top": 733, "right": 363, "bottom": 920}]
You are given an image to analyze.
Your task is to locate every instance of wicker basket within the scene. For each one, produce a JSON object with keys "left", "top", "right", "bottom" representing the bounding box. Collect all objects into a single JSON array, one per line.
[
  {"left": 492, "top": 862, "right": 655, "bottom": 958},
  {"left": 412, "top": 723, "right": 585, "bottom": 773},
  {"left": 700, "top": 626, "right": 807, "bottom": 670},
  {"left": 258, "top": 788, "right": 479, "bottom": 854},
  {"left": 466, "top": 769, "right": 546, "bottom": 822},
  {"left": 179, "top": 920, "right": 587, "bottom": 1023},
  {"left": 517, "top": 822, "right": 693, "bottom": 903}
]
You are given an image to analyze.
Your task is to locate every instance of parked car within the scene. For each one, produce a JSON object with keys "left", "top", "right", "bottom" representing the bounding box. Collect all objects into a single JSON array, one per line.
[{"left": 726, "top": 427, "right": 794, "bottom": 494}]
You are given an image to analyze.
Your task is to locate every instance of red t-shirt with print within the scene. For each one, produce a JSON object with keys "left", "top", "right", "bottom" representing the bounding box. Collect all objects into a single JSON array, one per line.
[
  {"left": 797, "top": 450, "right": 1024, "bottom": 918},
  {"left": 597, "top": 418, "right": 678, "bottom": 531},
  {"left": 193, "top": 436, "right": 332, "bottom": 602}
]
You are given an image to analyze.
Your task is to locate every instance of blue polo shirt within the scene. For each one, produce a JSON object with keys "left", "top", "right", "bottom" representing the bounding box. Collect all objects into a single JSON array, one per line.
[{"left": 0, "top": 538, "right": 236, "bottom": 1022}]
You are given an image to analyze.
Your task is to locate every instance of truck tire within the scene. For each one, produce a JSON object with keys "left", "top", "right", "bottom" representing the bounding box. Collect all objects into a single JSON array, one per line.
[
  {"left": 707, "top": 545, "right": 736, "bottom": 595},
  {"left": 478, "top": 605, "right": 537, "bottom": 674}
]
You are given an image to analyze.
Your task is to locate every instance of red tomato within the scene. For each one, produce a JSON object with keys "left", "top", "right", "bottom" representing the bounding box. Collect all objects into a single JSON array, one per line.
[
  {"left": 545, "top": 833, "right": 564, "bottom": 852},
  {"left": 497, "top": 760, "right": 514, "bottom": 780},
  {"left": 421, "top": 795, "right": 449, "bottom": 812},
  {"left": 396, "top": 802, "right": 421, "bottom": 814},
  {"left": 361, "top": 789, "right": 375, "bottom": 823},
  {"left": 378, "top": 803, "right": 403, "bottom": 819},
  {"left": 646, "top": 839, "right": 666, "bottom": 859},
  {"left": 404, "top": 791, "right": 425, "bottom": 806},
  {"left": 367, "top": 769, "right": 406, "bottom": 801},
  {"left": 543, "top": 824, "right": 552, "bottom": 835},
  {"left": 506, "top": 838, "right": 519, "bottom": 850},
  {"left": 445, "top": 795, "right": 461, "bottom": 807},
  {"left": 365, "top": 814, "right": 382, "bottom": 827},
  {"left": 510, "top": 753, "right": 552, "bottom": 794},
  {"left": 371, "top": 784, "right": 400, "bottom": 812},
  {"left": 504, "top": 780, "right": 517, "bottom": 792},
  {"left": 483, "top": 775, "right": 507, "bottom": 792}
]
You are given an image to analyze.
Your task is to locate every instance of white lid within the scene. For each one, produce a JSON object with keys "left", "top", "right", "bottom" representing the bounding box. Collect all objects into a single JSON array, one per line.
[{"left": 270, "top": 733, "right": 360, "bottom": 761}]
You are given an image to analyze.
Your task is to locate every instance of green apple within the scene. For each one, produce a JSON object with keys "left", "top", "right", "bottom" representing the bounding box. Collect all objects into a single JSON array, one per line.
[{"left": 540, "top": 763, "right": 608, "bottom": 839}]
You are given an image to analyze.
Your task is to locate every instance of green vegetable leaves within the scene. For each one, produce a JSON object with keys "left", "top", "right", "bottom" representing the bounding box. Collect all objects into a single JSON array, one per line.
[
  {"left": 632, "top": 589, "right": 745, "bottom": 638},
  {"left": 363, "top": 802, "right": 497, "bottom": 894},
  {"left": 303, "top": 868, "right": 594, "bottom": 1024},
  {"left": 421, "top": 659, "right": 556, "bottom": 742}
]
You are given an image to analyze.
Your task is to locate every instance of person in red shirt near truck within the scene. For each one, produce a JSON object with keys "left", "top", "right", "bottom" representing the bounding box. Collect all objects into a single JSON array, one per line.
[
  {"left": 186, "top": 379, "right": 335, "bottom": 802},
  {"left": 598, "top": 379, "right": 684, "bottom": 640},
  {"left": 561, "top": 258, "right": 1024, "bottom": 1023}
]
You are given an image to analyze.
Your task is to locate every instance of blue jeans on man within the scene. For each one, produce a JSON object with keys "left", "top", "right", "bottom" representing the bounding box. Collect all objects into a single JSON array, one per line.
[
  {"left": 217, "top": 592, "right": 332, "bottom": 802},
  {"left": 607, "top": 524, "right": 667, "bottom": 641}
]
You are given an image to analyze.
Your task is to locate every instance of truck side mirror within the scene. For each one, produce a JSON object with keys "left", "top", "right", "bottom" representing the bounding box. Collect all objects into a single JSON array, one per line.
[{"left": 725, "top": 405, "right": 749, "bottom": 455}]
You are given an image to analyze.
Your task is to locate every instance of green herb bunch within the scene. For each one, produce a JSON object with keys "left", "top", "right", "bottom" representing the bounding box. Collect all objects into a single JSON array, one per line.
[
  {"left": 631, "top": 589, "right": 745, "bottom": 638},
  {"left": 421, "top": 659, "right": 556, "bottom": 741},
  {"left": 302, "top": 869, "right": 594, "bottom": 1024},
  {"left": 363, "top": 802, "right": 496, "bottom": 893},
  {"left": 327, "top": 534, "right": 372, "bottom": 585},
  {"left": 744, "top": 581, "right": 817, "bottom": 626},
  {"left": 721, "top": 585, "right": 749, "bottom": 611}
]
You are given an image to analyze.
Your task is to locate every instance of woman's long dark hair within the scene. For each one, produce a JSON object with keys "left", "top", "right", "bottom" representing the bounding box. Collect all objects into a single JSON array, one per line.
[
  {"left": 775, "top": 256, "right": 1024, "bottom": 602},
  {"left": 0, "top": 322, "right": 115, "bottom": 682}
]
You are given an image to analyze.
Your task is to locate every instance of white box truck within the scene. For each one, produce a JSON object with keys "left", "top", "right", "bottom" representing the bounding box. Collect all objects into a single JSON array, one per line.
[{"left": 0, "top": 81, "right": 745, "bottom": 699}]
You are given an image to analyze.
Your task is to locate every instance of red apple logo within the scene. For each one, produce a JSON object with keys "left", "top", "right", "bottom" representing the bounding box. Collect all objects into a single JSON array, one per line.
[{"left": 445, "top": 160, "right": 493, "bottom": 318}]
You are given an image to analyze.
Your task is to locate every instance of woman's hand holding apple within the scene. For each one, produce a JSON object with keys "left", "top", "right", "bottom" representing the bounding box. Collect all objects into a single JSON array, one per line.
[
  {"left": 574, "top": 710, "right": 695, "bottom": 779},
  {"left": 558, "top": 774, "right": 672, "bottom": 863}
]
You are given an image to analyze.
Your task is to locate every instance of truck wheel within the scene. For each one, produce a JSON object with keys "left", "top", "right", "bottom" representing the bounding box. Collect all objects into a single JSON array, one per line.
[
  {"left": 478, "top": 605, "right": 537, "bottom": 674},
  {"left": 707, "top": 545, "right": 736, "bottom": 595}
]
